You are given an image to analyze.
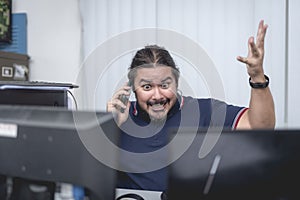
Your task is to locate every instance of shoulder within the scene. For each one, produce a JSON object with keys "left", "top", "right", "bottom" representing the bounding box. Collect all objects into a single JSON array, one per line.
[
  {"left": 183, "top": 96, "right": 223, "bottom": 106},
  {"left": 182, "top": 96, "right": 245, "bottom": 114}
]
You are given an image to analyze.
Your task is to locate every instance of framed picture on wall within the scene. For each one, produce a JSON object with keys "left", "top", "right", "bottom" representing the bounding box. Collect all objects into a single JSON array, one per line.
[{"left": 0, "top": 0, "right": 12, "bottom": 43}]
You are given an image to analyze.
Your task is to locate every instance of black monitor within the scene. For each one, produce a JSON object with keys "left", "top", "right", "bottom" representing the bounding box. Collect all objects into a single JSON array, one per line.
[
  {"left": 166, "top": 128, "right": 300, "bottom": 200},
  {"left": 0, "top": 105, "right": 120, "bottom": 200},
  {"left": 0, "top": 81, "right": 79, "bottom": 107},
  {"left": 0, "top": 89, "right": 68, "bottom": 107}
]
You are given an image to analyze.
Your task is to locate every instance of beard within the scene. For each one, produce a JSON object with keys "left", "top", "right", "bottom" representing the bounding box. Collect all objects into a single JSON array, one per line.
[
  {"left": 149, "top": 112, "right": 167, "bottom": 126},
  {"left": 146, "top": 99, "right": 170, "bottom": 125}
]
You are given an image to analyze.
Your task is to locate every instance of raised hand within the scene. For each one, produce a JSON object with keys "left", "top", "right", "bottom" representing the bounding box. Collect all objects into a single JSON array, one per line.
[{"left": 237, "top": 20, "right": 268, "bottom": 82}]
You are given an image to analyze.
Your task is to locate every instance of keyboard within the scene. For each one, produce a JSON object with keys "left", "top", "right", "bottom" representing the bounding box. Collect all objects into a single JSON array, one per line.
[{"left": 0, "top": 81, "right": 79, "bottom": 89}]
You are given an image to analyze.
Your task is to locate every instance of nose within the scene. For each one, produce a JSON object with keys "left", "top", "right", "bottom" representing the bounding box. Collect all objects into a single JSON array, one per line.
[{"left": 152, "top": 86, "right": 163, "bottom": 99}]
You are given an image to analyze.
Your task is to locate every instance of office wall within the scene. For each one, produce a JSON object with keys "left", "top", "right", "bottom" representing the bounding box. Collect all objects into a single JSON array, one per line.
[
  {"left": 10, "top": 0, "right": 300, "bottom": 128},
  {"left": 78, "top": 0, "right": 287, "bottom": 128},
  {"left": 12, "top": 0, "right": 82, "bottom": 83},
  {"left": 287, "top": 0, "right": 300, "bottom": 128}
]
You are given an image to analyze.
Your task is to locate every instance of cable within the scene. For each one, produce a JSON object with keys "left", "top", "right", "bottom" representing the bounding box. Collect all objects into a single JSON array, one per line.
[{"left": 67, "top": 90, "right": 78, "bottom": 110}]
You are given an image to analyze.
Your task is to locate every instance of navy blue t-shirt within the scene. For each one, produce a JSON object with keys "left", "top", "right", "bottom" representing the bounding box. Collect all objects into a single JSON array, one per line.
[{"left": 117, "top": 96, "right": 246, "bottom": 191}]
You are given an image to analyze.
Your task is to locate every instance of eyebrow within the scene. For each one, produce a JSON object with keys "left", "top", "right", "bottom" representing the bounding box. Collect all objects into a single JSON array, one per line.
[{"left": 139, "top": 77, "right": 173, "bottom": 84}]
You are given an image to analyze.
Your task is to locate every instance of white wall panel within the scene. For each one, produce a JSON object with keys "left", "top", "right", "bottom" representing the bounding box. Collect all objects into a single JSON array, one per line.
[
  {"left": 79, "top": 0, "right": 286, "bottom": 128},
  {"left": 13, "top": 0, "right": 81, "bottom": 84},
  {"left": 287, "top": 0, "right": 300, "bottom": 128}
]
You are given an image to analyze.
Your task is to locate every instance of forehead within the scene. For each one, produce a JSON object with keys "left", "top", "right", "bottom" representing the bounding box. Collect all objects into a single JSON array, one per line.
[{"left": 135, "top": 66, "right": 175, "bottom": 82}]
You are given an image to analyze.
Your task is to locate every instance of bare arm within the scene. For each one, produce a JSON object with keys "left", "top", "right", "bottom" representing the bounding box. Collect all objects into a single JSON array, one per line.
[{"left": 236, "top": 20, "right": 275, "bottom": 129}]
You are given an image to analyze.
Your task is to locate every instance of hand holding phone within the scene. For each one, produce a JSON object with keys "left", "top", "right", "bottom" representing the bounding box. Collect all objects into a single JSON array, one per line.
[
  {"left": 119, "top": 82, "right": 131, "bottom": 113},
  {"left": 119, "top": 94, "right": 129, "bottom": 113}
]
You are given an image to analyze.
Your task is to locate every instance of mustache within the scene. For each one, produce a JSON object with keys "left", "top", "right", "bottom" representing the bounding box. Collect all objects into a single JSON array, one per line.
[{"left": 146, "top": 99, "right": 170, "bottom": 106}]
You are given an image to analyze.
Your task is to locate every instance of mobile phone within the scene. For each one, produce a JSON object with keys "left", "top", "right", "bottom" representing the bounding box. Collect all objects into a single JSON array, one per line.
[{"left": 119, "top": 82, "right": 131, "bottom": 113}]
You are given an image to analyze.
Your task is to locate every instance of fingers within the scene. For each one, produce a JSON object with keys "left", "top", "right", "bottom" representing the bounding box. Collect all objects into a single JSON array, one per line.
[
  {"left": 248, "top": 37, "right": 260, "bottom": 57},
  {"left": 237, "top": 37, "right": 253, "bottom": 64},
  {"left": 248, "top": 20, "right": 267, "bottom": 57},
  {"left": 111, "top": 83, "right": 131, "bottom": 100},
  {"left": 237, "top": 20, "right": 267, "bottom": 64},
  {"left": 108, "top": 98, "right": 125, "bottom": 111},
  {"left": 108, "top": 84, "right": 131, "bottom": 113},
  {"left": 237, "top": 20, "right": 268, "bottom": 78},
  {"left": 107, "top": 96, "right": 130, "bottom": 127},
  {"left": 247, "top": 36, "right": 254, "bottom": 55},
  {"left": 236, "top": 56, "right": 248, "bottom": 64},
  {"left": 256, "top": 20, "right": 268, "bottom": 49}
]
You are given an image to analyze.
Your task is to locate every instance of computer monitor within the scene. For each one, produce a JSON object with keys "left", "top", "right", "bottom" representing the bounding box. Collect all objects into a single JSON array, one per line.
[
  {"left": 166, "top": 128, "right": 300, "bottom": 200},
  {"left": 0, "top": 105, "right": 120, "bottom": 200},
  {"left": 0, "top": 89, "right": 68, "bottom": 107},
  {"left": 0, "top": 81, "right": 79, "bottom": 108}
]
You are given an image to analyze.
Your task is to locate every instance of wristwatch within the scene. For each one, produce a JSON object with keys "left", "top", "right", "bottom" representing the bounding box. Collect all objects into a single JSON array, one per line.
[{"left": 249, "top": 75, "right": 269, "bottom": 89}]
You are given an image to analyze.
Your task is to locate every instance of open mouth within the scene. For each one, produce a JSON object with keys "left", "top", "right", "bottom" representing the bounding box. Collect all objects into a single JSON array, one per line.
[{"left": 147, "top": 99, "right": 169, "bottom": 111}]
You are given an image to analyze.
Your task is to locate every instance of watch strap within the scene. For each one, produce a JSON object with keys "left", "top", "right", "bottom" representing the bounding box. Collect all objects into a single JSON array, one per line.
[{"left": 249, "top": 75, "right": 269, "bottom": 89}]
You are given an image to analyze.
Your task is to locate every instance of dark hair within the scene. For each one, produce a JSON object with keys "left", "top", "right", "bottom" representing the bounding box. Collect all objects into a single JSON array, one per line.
[{"left": 128, "top": 45, "right": 180, "bottom": 88}]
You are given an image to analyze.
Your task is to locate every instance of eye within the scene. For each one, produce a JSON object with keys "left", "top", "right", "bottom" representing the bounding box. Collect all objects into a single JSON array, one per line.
[
  {"left": 142, "top": 84, "right": 152, "bottom": 91},
  {"left": 161, "top": 83, "right": 169, "bottom": 89}
]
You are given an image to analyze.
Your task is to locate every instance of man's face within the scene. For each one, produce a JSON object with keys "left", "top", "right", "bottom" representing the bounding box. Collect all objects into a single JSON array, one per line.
[{"left": 133, "top": 66, "right": 178, "bottom": 121}]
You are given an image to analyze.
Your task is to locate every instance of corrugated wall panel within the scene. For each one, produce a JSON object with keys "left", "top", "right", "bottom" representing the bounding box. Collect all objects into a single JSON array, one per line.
[{"left": 79, "top": 0, "right": 286, "bottom": 128}]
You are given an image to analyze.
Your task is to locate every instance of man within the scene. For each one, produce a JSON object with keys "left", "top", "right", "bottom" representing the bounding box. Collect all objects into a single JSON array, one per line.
[{"left": 107, "top": 20, "right": 275, "bottom": 191}]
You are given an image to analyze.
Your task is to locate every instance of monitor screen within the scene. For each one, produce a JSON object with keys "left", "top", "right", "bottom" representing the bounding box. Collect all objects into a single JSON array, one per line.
[
  {"left": 166, "top": 128, "right": 300, "bottom": 200},
  {"left": 0, "top": 105, "right": 120, "bottom": 200}
]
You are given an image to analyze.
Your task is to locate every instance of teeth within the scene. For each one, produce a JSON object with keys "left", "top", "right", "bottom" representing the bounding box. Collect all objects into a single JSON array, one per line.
[
  {"left": 152, "top": 103, "right": 164, "bottom": 109},
  {"left": 147, "top": 100, "right": 167, "bottom": 106}
]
